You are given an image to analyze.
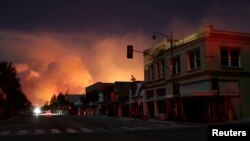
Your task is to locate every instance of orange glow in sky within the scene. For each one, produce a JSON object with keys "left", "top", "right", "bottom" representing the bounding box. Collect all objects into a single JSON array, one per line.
[{"left": 0, "top": 31, "right": 151, "bottom": 106}]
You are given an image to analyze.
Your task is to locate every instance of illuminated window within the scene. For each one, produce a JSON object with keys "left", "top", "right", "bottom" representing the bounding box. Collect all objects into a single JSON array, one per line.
[
  {"left": 187, "top": 48, "right": 200, "bottom": 71},
  {"left": 221, "top": 48, "right": 241, "bottom": 67}
]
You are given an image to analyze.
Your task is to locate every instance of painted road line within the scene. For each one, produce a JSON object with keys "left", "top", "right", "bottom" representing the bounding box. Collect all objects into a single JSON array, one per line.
[
  {"left": 134, "top": 126, "right": 151, "bottom": 130},
  {"left": 51, "top": 129, "right": 61, "bottom": 134},
  {"left": 107, "top": 127, "right": 122, "bottom": 131},
  {"left": 80, "top": 128, "right": 93, "bottom": 133},
  {"left": 35, "top": 129, "right": 44, "bottom": 135},
  {"left": 95, "top": 127, "right": 108, "bottom": 132},
  {"left": 0, "top": 130, "right": 11, "bottom": 136},
  {"left": 17, "top": 130, "right": 28, "bottom": 135},
  {"left": 121, "top": 126, "right": 136, "bottom": 131},
  {"left": 153, "top": 124, "right": 167, "bottom": 128},
  {"left": 143, "top": 125, "right": 155, "bottom": 129},
  {"left": 66, "top": 128, "right": 77, "bottom": 133}
]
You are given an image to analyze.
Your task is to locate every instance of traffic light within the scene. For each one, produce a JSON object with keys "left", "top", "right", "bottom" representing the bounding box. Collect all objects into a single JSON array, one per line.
[{"left": 127, "top": 45, "right": 133, "bottom": 59}]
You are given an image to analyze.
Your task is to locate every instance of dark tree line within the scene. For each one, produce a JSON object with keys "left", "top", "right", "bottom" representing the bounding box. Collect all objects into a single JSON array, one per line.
[
  {"left": 0, "top": 61, "right": 31, "bottom": 119},
  {"left": 43, "top": 92, "right": 71, "bottom": 112}
]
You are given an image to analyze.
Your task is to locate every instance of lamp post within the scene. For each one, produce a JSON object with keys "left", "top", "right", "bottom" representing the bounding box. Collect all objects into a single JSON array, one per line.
[{"left": 152, "top": 31, "right": 177, "bottom": 121}]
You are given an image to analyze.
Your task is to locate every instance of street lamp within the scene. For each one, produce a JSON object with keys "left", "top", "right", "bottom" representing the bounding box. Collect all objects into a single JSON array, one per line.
[{"left": 152, "top": 31, "right": 178, "bottom": 121}]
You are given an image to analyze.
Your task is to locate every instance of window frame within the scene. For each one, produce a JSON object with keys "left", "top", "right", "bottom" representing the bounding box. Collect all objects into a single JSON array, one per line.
[
  {"left": 156, "top": 59, "right": 164, "bottom": 80},
  {"left": 147, "top": 64, "right": 154, "bottom": 82},
  {"left": 220, "top": 47, "right": 241, "bottom": 68},
  {"left": 169, "top": 55, "right": 181, "bottom": 75},
  {"left": 187, "top": 48, "right": 201, "bottom": 71}
]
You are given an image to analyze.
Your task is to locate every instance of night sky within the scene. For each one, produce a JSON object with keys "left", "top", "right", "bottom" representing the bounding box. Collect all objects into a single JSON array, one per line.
[
  {"left": 0, "top": 0, "right": 250, "bottom": 105},
  {"left": 1, "top": 0, "right": 250, "bottom": 34}
]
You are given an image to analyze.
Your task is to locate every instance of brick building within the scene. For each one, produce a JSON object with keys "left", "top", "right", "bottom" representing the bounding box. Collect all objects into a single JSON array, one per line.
[{"left": 143, "top": 25, "right": 250, "bottom": 122}]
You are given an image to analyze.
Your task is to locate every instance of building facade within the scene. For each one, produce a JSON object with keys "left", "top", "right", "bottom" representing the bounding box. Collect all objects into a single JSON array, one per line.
[
  {"left": 113, "top": 81, "right": 131, "bottom": 117},
  {"left": 143, "top": 25, "right": 250, "bottom": 122},
  {"left": 85, "top": 82, "right": 114, "bottom": 116},
  {"left": 85, "top": 81, "right": 143, "bottom": 118},
  {"left": 66, "top": 94, "right": 84, "bottom": 115},
  {"left": 130, "top": 82, "right": 144, "bottom": 118}
]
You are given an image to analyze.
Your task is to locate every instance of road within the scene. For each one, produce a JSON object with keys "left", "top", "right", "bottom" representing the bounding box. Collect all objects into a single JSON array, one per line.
[{"left": 0, "top": 115, "right": 207, "bottom": 141}]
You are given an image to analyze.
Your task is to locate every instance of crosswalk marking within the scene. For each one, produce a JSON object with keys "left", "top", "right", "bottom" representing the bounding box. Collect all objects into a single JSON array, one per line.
[
  {"left": 121, "top": 126, "right": 136, "bottom": 131},
  {"left": 66, "top": 128, "right": 77, "bottom": 133},
  {"left": 80, "top": 128, "right": 93, "bottom": 133},
  {"left": 154, "top": 124, "right": 168, "bottom": 128},
  {"left": 51, "top": 129, "right": 61, "bottom": 134},
  {"left": 153, "top": 124, "right": 167, "bottom": 129},
  {"left": 107, "top": 127, "right": 122, "bottom": 131},
  {"left": 0, "top": 124, "right": 169, "bottom": 136},
  {"left": 134, "top": 126, "right": 151, "bottom": 130},
  {"left": 145, "top": 125, "right": 160, "bottom": 129},
  {"left": 0, "top": 130, "right": 11, "bottom": 136},
  {"left": 17, "top": 130, "right": 28, "bottom": 135},
  {"left": 95, "top": 127, "right": 108, "bottom": 132},
  {"left": 35, "top": 129, "right": 44, "bottom": 135}
]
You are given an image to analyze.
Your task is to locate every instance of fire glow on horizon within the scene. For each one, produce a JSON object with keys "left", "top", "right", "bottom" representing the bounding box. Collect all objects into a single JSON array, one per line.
[{"left": 0, "top": 31, "right": 151, "bottom": 105}]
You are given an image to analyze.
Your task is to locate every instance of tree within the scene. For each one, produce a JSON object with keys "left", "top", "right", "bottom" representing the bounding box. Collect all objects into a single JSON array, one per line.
[
  {"left": 42, "top": 101, "right": 50, "bottom": 111},
  {"left": 57, "top": 92, "right": 69, "bottom": 111},
  {"left": 42, "top": 92, "right": 71, "bottom": 114},
  {"left": 49, "top": 94, "right": 58, "bottom": 112},
  {"left": 0, "top": 61, "right": 31, "bottom": 119}
]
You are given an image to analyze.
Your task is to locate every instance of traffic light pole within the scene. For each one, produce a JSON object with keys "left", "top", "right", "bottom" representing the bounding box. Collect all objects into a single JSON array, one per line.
[
  {"left": 127, "top": 45, "right": 157, "bottom": 60},
  {"left": 127, "top": 31, "right": 179, "bottom": 121}
]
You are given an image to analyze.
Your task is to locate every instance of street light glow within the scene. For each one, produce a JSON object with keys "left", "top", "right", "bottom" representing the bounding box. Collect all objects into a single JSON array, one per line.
[{"left": 33, "top": 107, "right": 41, "bottom": 115}]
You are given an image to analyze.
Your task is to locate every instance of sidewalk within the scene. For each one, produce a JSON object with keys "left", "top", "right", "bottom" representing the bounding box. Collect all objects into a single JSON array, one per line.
[
  {"left": 90, "top": 114, "right": 206, "bottom": 127},
  {"left": 81, "top": 115, "right": 250, "bottom": 127},
  {"left": 208, "top": 118, "right": 250, "bottom": 125}
]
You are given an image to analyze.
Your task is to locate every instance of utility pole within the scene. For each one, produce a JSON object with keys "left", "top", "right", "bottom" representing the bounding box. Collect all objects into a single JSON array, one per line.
[{"left": 152, "top": 31, "right": 178, "bottom": 121}]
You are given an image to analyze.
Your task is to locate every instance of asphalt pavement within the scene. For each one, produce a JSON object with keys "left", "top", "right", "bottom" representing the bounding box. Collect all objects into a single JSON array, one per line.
[
  {"left": 2, "top": 115, "right": 249, "bottom": 141},
  {"left": 0, "top": 115, "right": 207, "bottom": 141}
]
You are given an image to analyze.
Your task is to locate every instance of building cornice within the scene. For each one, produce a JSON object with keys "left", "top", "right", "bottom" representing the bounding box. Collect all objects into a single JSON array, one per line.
[{"left": 205, "top": 32, "right": 250, "bottom": 43}]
